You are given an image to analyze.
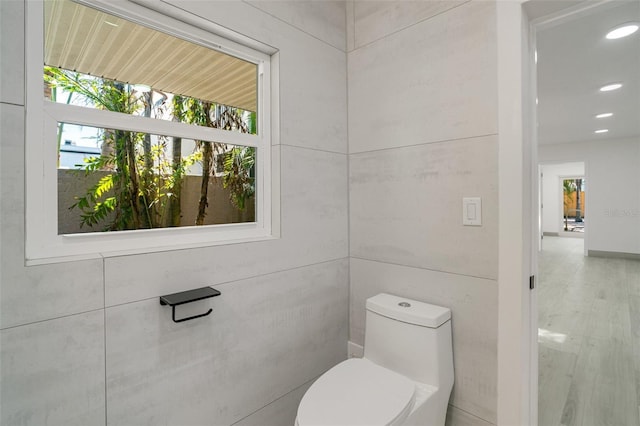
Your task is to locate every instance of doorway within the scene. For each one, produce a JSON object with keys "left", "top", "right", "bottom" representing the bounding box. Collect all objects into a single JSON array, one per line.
[
  {"left": 533, "top": 1, "right": 640, "bottom": 425},
  {"left": 561, "top": 177, "right": 585, "bottom": 234},
  {"left": 539, "top": 163, "right": 586, "bottom": 243},
  {"left": 496, "top": 1, "right": 639, "bottom": 423}
]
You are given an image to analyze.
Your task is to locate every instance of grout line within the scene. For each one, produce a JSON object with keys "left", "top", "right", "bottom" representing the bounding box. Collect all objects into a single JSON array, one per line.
[
  {"left": 350, "top": 256, "right": 497, "bottom": 282},
  {"left": 345, "top": 0, "right": 351, "bottom": 52},
  {"left": 350, "top": 0, "right": 356, "bottom": 52},
  {"left": 0, "top": 101, "right": 25, "bottom": 108},
  {"left": 1, "top": 258, "right": 348, "bottom": 329},
  {"left": 345, "top": 21, "right": 353, "bottom": 345},
  {"left": 0, "top": 307, "right": 106, "bottom": 331},
  {"left": 448, "top": 403, "right": 495, "bottom": 425},
  {"left": 279, "top": 143, "right": 347, "bottom": 156},
  {"left": 201, "top": 257, "right": 350, "bottom": 290},
  {"left": 229, "top": 371, "right": 323, "bottom": 425},
  {"left": 351, "top": 0, "right": 473, "bottom": 51},
  {"left": 241, "top": 1, "right": 346, "bottom": 53},
  {"left": 349, "top": 132, "right": 499, "bottom": 156},
  {"left": 103, "top": 256, "right": 349, "bottom": 309}
]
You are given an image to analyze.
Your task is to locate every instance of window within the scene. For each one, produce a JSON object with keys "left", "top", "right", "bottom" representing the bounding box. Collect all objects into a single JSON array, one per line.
[{"left": 26, "top": 0, "right": 277, "bottom": 262}]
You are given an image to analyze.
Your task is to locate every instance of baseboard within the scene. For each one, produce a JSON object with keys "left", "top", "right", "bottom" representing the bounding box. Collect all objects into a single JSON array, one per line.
[
  {"left": 347, "top": 341, "right": 363, "bottom": 358},
  {"left": 588, "top": 250, "right": 640, "bottom": 260},
  {"left": 446, "top": 405, "right": 495, "bottom": 426}
]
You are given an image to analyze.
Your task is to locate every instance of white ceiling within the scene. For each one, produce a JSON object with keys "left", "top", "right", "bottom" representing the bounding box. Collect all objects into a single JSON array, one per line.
[{"left": 536, "top": 0, "right": 640, "bottom": 145}]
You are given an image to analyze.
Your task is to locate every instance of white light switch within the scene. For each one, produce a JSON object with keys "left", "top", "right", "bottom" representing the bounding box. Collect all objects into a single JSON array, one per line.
[{"left": 463, "top": 197, "right": 482, "bottom": 226}]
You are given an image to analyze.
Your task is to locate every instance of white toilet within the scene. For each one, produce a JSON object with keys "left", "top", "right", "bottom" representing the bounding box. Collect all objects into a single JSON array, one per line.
[{"left": 296, "top": 293, "right": 454, "bottom": 426}]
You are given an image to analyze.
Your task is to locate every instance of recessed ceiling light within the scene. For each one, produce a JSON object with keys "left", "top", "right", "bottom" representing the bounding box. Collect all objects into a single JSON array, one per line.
[
  {"left": 606, "top": 23, "right": 639, "bottom": 40},
  {"left": 594, "top": 129, "right": 609, "bottom": 134},
  {"left": 600, "top": 83, "right": 622, "bottom": 92},
  {"left": 595, "top": 112, "right": 613, "bottom": 118}
]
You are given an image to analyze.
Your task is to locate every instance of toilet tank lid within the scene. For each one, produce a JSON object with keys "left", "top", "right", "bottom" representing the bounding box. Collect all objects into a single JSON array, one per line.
[{"left": 366, "top": 293, "right": 451, "bottom": 328}]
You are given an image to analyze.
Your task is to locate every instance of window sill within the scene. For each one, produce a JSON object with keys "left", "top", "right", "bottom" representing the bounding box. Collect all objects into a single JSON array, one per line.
[{"left": 25, "top": 233, "right": 279, "bottom": 266}]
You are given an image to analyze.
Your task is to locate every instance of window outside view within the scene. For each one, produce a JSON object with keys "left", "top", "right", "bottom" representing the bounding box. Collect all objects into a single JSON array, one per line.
[{"left": 45, "top": 0, "right": 259, "bottom": 235}]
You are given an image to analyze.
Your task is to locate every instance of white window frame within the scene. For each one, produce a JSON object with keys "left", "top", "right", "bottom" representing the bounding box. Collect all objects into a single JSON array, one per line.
[{"left": 25, "top": 0, "right": 279, "bottom": 264}]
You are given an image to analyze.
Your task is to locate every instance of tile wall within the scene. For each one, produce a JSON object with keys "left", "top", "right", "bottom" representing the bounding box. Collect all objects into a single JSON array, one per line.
[{"left": 347, "top": 1, "right": 499, "bottom": 424}]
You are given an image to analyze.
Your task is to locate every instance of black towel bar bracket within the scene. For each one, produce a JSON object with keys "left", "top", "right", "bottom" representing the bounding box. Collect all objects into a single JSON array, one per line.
[{"left": 159, "top": 287, "right": 221, "bottom": 323}]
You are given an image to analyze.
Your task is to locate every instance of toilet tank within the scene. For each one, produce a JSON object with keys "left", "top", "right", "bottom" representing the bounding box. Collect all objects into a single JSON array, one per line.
[{"left": 363, "top": 293, "right": 454, "bottom": 389}]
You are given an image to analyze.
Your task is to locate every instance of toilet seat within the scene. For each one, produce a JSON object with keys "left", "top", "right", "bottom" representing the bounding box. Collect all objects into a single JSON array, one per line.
[{"left": 296, "top": 358, "right": 416, "bottom": 426}]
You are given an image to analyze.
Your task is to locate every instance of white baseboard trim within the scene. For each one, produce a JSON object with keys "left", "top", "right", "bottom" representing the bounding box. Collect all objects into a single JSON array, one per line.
[{"left": 588, "top": 249, "right": 640, "bottom": 260}]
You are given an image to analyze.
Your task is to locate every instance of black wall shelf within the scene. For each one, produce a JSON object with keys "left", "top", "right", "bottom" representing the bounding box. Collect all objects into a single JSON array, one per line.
[{"left": 160, "top": 287, "right": 221, "bottom": 323}]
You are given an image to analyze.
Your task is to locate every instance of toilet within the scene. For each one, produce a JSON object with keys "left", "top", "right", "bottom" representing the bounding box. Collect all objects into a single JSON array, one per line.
[{"left": 296, "top": 293, "right": 454, "bottom": 426}]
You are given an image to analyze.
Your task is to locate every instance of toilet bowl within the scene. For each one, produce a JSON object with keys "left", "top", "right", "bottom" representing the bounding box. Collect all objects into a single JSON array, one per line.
[{"left": 296, "top": 293, "right": 454, "bottom": 426}]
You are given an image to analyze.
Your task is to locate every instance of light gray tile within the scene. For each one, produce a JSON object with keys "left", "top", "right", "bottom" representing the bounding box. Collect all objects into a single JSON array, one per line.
[
  {"left": 278, "top": 38, "right": 347, "bottom": 154},
  {"left": 280, "top": 146, "right": 348, "bottom": 244},
  {"left": 245, "top": 1, "right": 346, "bottom": 51},
  {"left": 350, "top": 136, "right": 498, "bottom": 280},
  {"left": 0, "top": 104, "right": 104, "bottom": 329},
  {"left": 348, "top": 1, "right": 497, "bottom": 154},
  {"left": 233, "top": 380, "right": 313, "bottom": 426},
  {"left": 353, "top": 0, "right": 469, "bottom": 48},
  {"left": 106, "top": 259, "right": 348, "bottom": 426},
  {"left": 0, "top": 0, "right": 24, "bottom": 105},
  {"left": 1, "top": 255, "right": 105, "bottom": 329},
  {"left": 105, "top": 146, "right": 347, "bottom": 306},
  {"left": 350, "top": 258, "right": 497, "bottom": 423},
  {"left": 0, "top": 311, "right": 106, "bottom": 426}
]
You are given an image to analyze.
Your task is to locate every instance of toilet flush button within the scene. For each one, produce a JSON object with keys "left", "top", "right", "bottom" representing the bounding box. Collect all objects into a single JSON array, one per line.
[{"left": 398, "top": 302, "right": 411, "bottom": 308}]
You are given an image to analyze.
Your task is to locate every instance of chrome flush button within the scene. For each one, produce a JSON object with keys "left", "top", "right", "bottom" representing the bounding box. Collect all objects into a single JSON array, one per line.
[{"left": 398, "top": 302, "right": 411, "bottom": 308}]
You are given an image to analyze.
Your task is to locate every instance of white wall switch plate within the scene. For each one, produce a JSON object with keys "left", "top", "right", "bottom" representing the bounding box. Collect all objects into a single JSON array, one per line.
[{"left": 463, "top": 197, "right": 482, "bottom": 226}]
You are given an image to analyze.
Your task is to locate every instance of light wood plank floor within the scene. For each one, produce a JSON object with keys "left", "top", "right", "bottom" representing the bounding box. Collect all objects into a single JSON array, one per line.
[{"left": 538, "top": 237, "right": 640, "bottom": 426}]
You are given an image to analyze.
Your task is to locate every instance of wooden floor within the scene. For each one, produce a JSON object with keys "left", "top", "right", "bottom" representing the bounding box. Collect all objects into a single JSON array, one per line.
[{"left": 538, "top": 237, "right": 640, "bottom": 426}]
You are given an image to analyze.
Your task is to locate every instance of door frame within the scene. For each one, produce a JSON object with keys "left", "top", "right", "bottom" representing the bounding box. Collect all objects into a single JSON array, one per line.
[{"left": 497, "top": 1, "right": 614, "bottom": 424}]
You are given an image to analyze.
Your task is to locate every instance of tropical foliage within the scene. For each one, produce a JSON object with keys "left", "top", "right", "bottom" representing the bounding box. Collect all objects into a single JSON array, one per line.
[{"left": 46, "top": 66, "right": 256, "bottom": 231}]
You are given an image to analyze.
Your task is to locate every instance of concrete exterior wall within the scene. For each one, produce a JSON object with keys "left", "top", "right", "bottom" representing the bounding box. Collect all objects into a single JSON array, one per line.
[
  {"left": 347, "top": 2, "right": 498, "bottom": 425},
  {"left": 0, "top": 1, "right": 348, "bottom": 425},
  {"left": 58, "top": 170, "right": 255, "bottom": 234}
]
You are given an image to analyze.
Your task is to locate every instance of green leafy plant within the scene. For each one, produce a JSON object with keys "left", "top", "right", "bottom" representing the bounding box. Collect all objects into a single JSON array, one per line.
[
  {"left": 222, "top": 146, "right": 255, "bottom": 210},
  {"left": 49, "top": 66, "right": 256, "bottom": 231}
]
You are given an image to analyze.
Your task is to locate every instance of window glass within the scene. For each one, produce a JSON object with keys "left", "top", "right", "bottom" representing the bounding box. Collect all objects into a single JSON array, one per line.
[
  {"left": 44, "top": 0, "right": 262, "bottom": 236},
  {"left": 56, "top": 123, "right": 256, "bottom": 234}
]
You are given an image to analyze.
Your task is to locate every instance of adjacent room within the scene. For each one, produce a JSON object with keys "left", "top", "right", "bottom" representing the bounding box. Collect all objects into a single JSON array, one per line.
[{"left": 535, "top": 2, "right": 640, "bottom": 425}]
